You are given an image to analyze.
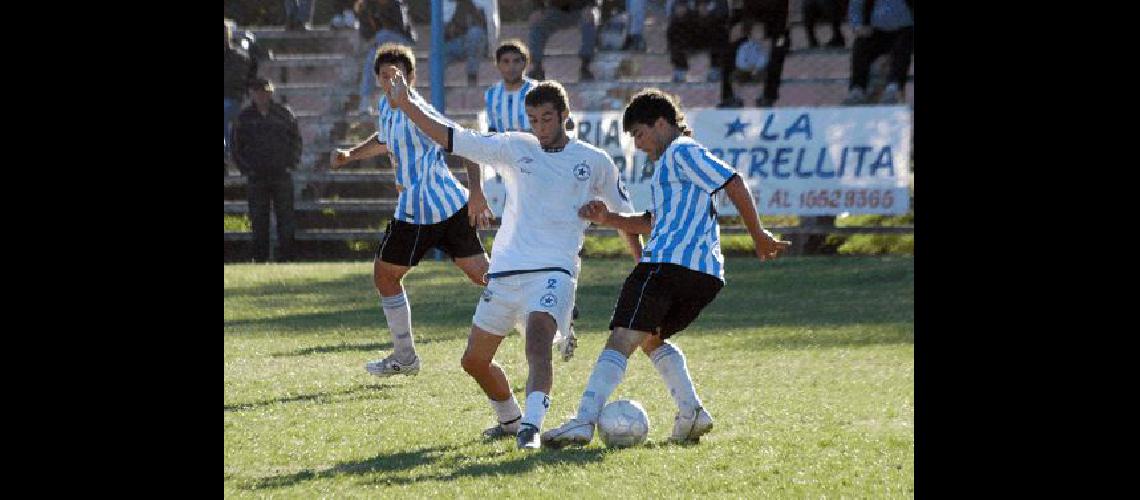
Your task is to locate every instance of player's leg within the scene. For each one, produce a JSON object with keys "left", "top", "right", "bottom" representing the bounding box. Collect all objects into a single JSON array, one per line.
[
  {"left": 468, "top": 276, "right": 525, "bottom": 439},
  {"left": 650, "top": 268, "right": 724, "bottom": 443},
  {"left": 517, "top": 311, "right": 557, "bottom": 448},
  {"left": 365, "top": 220, "right": 434, "bottom": 376},
  {"left": 516, "top": 272, "right": 574, "bottom": 448},
  {"left": 462, "top": 326, "right": 523, "bottom": 439},
  {"left": 542, "top": 326, "right": 648, "bottom": 448}
]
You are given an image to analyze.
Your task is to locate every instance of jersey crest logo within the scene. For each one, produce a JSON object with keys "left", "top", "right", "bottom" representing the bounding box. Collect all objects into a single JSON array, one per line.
[
  {"left": 481, "top": 289, "right": 493, "bottom": 302},
  {"left": 574, "top": 162, "right": 591, "bottom": 181},
  {"left": 518, "top": 156, "right": 535, "bottom": 164},
  {"left": 540, "top": 293, "right": 557, "bottom": 308}
]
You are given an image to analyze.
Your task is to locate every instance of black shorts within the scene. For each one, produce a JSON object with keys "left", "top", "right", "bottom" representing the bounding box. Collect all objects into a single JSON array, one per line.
[
  {"left": 609, "top": 262, "right": 724, "bottom": 339},
  {"left": 376, "top": 204, "right": 485, "bottom": 266}
]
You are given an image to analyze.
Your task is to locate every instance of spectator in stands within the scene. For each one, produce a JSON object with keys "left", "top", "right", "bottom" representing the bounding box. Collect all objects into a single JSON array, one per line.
[
  {"left": 843, "top": 0, "right": 912, "bottom": 105},
  {"left": 717, "top": 0, "right": 791, "bottom": 107},
  {"left": 802, "top": 0, "right": 846, "bottom": 48},
  {"left": 527, "top": 0, "right": 601, "bottom": 81},
  {"left": 666, "top": 0, "right": 731, "bottom": 84},
  {"left": 355, "top": 0, "right": 418, "bottom": 114},
  {"left": 225, "top": 20, "right": 255, "bottom": 175},
  {"left": 231, "top": 78, "right": 303, "bottom": 262},
  {"left": 284, "top": 0, "right": 316, "bottom": 31},
  {"left": 601, "top": 0, "right": 647, "bottom": 51},
  {"left": 444, "top": 0, "right": 490, "bottom": 87}
]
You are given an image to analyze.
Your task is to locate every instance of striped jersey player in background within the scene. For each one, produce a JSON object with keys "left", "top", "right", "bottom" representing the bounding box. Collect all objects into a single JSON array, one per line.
[
  {"left": 484, "top": 39, "right": 536, "bottom": 134},
  {"left": 380, "top": 68, "right": 642, "bottom": 449},
  {"left": 331, "top": 43, "right": 495, "bottom": 379},
  {"left": 543, "top": 88, "right": 792, "bottom": 448}
]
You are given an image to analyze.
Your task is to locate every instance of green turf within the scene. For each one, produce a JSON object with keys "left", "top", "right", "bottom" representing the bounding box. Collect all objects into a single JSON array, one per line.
[{"left": 225, "top": 256, "right": 913, "bottom": 497}]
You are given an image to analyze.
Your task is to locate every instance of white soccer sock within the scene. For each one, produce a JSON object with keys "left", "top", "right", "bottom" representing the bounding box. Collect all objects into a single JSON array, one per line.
[
  {"left": 380, "top": 291, "right": 416, "bottom": 363},
  {"left": 521, "top": 391, "right": 551, "bottom": 430},
  {"left": 490, "top": 394, "right": 523, "bottom": 432},
  {"left": 575, "top": 349, "right": 628, "bottom": 423},
  {"left": 650, "top": 342, "right": 703, "bottom": 415}
]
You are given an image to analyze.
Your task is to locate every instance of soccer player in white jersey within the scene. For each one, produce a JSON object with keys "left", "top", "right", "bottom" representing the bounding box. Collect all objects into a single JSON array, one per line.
[
  {"left": 483, "top": 39, "right": 580, "bottom": 362},
  {"left": 543, "top": 88, "right": 792, "bottom": 447},
  {"left": 379, "top": 69, "right": 642, "bottom": 449},
  {"left": 331, "top": 44, "right": 495, "bottom": 379}
]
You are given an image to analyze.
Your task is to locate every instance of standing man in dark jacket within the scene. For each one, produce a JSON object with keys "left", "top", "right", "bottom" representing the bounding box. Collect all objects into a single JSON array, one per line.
[
  {"left": 225, "top": 20, "right": 255, "bottom": 174},
  {"left": 232, "top": 78, "right": 303, "bottom": 262}
]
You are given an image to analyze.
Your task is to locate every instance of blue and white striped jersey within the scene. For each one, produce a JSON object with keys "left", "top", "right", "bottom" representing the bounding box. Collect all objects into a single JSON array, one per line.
[
  {"left": 641, "top": 136, "right": 738, "bottom": 281},
  {"left": 484, "top": 79, "right": 535, "bottom": 132},
  {"left": 376, "top": 90, "right": 469, "bottom": 225}
]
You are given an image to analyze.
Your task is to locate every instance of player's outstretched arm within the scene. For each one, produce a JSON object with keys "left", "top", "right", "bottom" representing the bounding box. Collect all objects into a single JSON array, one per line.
[
  {"left": 722, "top": 176, "right": 791, "bottom": 262},
  {"left": 382, "top": 67, "right": 452, "bottom": 149},
  {"left": 330, "top": 132, "right": 389, "bottom": 169},
  {"left": 579, "top": 200, "right": 654, "bottom": 235}
]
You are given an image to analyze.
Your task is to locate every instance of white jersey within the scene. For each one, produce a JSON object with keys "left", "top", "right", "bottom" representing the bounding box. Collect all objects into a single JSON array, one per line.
[{"left": 451, "top": 128, "right": 635, "bottom": 276}]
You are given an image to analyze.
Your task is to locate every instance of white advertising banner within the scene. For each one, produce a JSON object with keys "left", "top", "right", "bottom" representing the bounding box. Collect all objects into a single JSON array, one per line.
[{"left": 475, "top": 106, "right": 911, "bottom": 216}]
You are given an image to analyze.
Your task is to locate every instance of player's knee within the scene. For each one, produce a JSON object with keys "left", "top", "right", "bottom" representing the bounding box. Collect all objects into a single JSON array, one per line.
[{"left": 460, "top": 352, "right": 489, "bottom": 376}]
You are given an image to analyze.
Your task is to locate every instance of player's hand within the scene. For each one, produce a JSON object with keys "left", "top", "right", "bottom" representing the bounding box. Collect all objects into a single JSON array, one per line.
[
  {"left": 467, "top": 191, "right": 494, "bottom": 229},
  {"left": 756, "top": 230, "right": 792, "bottom": 262},
  {"left": 578, "top": 200, "right": 610, "bottom": 225},
  {"left": 380, "top": 65, "right": 410, "bottom": 109},
  {"left": 331, "top": 149, "right": 351, "bottom": 169}
]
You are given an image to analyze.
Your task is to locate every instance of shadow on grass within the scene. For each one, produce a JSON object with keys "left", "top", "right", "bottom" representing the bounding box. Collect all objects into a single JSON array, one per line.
[
  {"left": 224, "top": 383, "right": 396, "bottom": 412},
  {"left": 270, "top": 339, "right": 448, "bottom": 357},
  {"left": 242, "top": 445, "right": 458, "bottom": 490},
  {"left": 243, "top": 442, "right": 610, "bottom": 490}
]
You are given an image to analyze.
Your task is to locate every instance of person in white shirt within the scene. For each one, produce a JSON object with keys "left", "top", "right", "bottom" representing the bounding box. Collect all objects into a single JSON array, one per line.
[{"left": 379, "top": 69, "right": 642, "bottom": 449}]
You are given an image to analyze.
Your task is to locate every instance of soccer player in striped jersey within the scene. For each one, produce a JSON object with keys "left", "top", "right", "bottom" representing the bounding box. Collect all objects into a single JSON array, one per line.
[
  {"left": 379, "top": 68, "right": 642, "bottom": 449},
  {"left": 543, "top": 88, "right": 791, "bottom": 447},
  {"left": 331, "top": 43, "right": 494, "bottom": 379},
  {"left": 484, "top": 39, "right": 536, "bottom": 134}
]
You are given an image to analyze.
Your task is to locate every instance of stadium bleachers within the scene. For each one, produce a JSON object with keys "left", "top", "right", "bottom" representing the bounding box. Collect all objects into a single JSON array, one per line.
[{"left": 225, "top": 5, "right": 913, "bottom": 261}]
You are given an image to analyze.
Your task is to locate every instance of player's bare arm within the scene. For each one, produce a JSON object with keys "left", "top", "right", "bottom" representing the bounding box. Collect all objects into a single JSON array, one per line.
[
  {"left": 578, "top": 200, "right": 654, "bottom": 235},
  {"left": 381, "top": 66, "right": 451, "bottom": 149},
  {"left": 331, "top": 132, "right": 389, "bottom": 169},
  {"left": 722, "top": 176, "right": 791, "bottom": 262},
  {"left": 463, "top": 158, "right": 494, "bottom": 228}
]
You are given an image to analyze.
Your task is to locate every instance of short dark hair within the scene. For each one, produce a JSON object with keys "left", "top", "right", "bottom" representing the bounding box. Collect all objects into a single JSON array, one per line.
[
  {"left": 622, "top": 88, "right": 684, "bottom": 132},
  {"left": 495, "top": 39, "right": 530, "bottom": 64},
  {"left": 524, "top": 81, "right": 570, "bottom": 115},
  {"left": 373, "top": 43, "right": 416, "bottom": 78}
]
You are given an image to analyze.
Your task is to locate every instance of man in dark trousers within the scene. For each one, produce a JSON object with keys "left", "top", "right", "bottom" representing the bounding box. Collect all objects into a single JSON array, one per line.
[{"left": 231, "top": 78, "right": 303, "bottom": 262}]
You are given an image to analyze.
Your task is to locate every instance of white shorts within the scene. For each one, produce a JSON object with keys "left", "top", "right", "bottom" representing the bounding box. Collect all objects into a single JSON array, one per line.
[{"left": 473, "top": 271, "right": 577, "bottom": 337}]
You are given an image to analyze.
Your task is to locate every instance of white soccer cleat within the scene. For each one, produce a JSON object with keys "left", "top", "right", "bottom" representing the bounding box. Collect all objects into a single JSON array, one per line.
[
  {"left": 364, "top": 354, "right": 420, "bottom": 377},
  {"left": 540, "top": 418, "right": 595, "bottom": 448},
  {"left": 670, "top": 406, "right": 714, "bottom": 443},
  {"left": 554, "top": 326, "right": 578, "bottom": 362}
]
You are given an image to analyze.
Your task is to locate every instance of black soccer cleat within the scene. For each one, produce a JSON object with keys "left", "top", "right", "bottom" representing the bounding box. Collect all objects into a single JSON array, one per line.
[{"left": 517, "top": 423, "right": 541, "bottom": 450}]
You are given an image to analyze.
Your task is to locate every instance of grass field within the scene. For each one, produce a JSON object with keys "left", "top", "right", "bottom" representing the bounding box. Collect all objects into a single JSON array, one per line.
[{"left": 224, "top": 256, "right": 914, "bottom": 497}]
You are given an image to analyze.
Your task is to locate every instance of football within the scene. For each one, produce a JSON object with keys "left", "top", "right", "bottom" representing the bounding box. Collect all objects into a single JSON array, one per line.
[{"left": 597, "top": 399, "right": 650, "bottom": 448}]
